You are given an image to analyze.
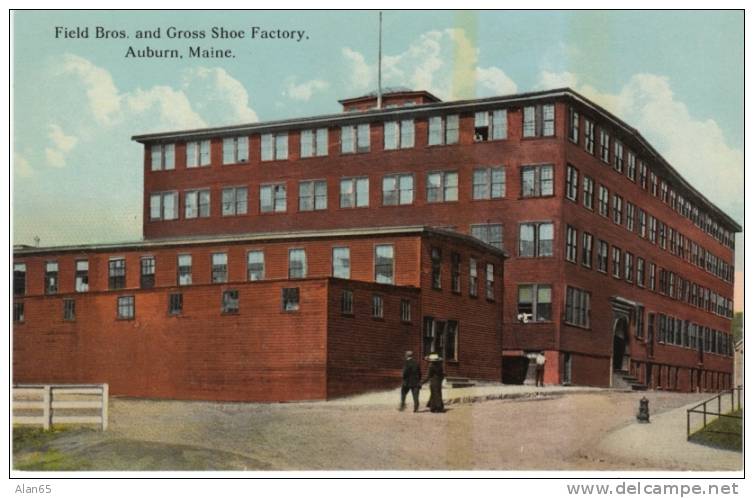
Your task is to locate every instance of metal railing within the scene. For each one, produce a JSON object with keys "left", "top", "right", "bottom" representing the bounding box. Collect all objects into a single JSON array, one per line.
[
  {"left": 686, "top": 386, "right": 743, "bottom": 439},
  {"left": 12, "top": 384, "right": 109, "bottom": 431}
]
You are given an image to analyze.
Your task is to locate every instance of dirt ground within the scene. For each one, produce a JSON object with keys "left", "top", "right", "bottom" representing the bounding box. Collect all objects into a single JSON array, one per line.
[{"left": 14, "top": 389, "right": 730, "bottom": 471}]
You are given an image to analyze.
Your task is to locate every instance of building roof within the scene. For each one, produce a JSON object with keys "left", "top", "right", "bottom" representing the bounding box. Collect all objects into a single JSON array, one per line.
[
  {"left": 131, "top": 87, "right": 741, "bottom": 233},
  {"left": 12, "top": 225, "right": 509, "bottom": 259},
  {"left": 337, "top": 88, "right": 442, "bottom": 105}
]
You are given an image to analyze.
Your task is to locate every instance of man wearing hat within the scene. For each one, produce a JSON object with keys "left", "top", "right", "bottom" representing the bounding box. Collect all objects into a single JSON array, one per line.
[{"left": 400, "top": 350, "right": 422, "bottom": 412}]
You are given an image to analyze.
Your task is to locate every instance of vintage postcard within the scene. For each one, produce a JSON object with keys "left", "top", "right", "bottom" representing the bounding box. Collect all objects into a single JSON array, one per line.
[{"left": 9, "top": 7, "right": 745, "bottom": 490}]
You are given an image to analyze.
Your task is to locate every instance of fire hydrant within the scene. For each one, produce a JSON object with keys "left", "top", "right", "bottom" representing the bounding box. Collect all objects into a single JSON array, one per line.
[{"left": 637, "top": 396, "right": 650, "bottom": 423}]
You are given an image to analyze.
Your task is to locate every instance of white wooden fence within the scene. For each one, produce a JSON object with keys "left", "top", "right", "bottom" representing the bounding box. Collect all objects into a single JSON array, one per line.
[{"left": 12, "top": 384, "right": 108, "bottom": 431}]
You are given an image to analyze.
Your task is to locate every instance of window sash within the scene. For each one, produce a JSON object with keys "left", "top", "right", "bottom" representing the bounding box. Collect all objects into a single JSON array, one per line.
[
  {"left": 332, "top": 247, "right": 351, "bottom": 279},
  {"left": 288, "top": 249, "right": 307, "bottom": 279},
  {"left": 374, "top": 245, "right": 394, "bottom": 284},
  {"left": 247, "top": 251, "right": 265, "bottom": 281}
]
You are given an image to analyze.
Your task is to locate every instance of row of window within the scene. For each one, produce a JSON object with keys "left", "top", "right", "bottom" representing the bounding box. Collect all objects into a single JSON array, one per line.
[
  {"left": 429, "top": 247, "right": 496, "bottom": 300},
  {"left": 13, "top": 245, "right": 397, "bottom": 296},
  {"left": 566, "top": 164, "right": 733, "bottom": 284},
  {"left": 568, "top": 107, "right": 735, "bottom": 251},
  {"left": 151, "top": 104, "right": 556, "bottom": 171},
  {"left": 12, "top": 289, "right": 414, "bottom": 323},
  {"left": 564, "top": 225, "right": 733, "bottom": 319},
  {"left": 649, "top": 313, "right": 734, "bottom": 357}
]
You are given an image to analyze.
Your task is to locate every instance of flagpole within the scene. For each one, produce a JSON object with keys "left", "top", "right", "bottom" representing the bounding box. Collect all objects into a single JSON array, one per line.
[{"left": 377, "top": 11, "right": 383, "bottom": 109}]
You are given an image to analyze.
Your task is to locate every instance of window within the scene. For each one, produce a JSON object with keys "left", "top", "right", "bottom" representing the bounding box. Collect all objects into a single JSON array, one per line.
[
  {"left": 168, "top": 293, "right": 183, "bottom": 315},
  {"left": 584, "top": 119, "right": 595, "bottom": 154},
  {"left": 178, "top": 254, "right": 192, "bottom": 285},
  {"left": 288, "top": 249, "right": 307, "bottom": 279},
  {"left": 222, "top": 290, "right": 239, "bottom": 313},
  {"left": 341, "top": 290, "right": 354, "bottom": 314},
  {"left": 222, "top": 136, "right": 249, "bottom": 164},
  {"left": 568, "top": 107, "right": 579, "bottom": 143},
  {"left": 636, "top": 257, "right": 645, "bottom": 287},
  {"left": 519, "top": 222, "right": 553, "bottom": 257},
  {"left": 613, "top": 141, "right": 624, "bottom": 172},
  {"left": 151, "top": 143, "right": 175, "bottom": 171},
  {"left": 658, "top": 222, "right": 667, "bottom": 250},
  {"left": 469, "top": 258, "right": 478, "bottom": 297},
  {"left": 598, "top": 185, "right": 609, "bottom": 217},
  {"left": 261, "top": 133, "right": 289, "bottom": 161},
  {"left": 565, "top": 287, "right": 591, "bottom": 328},
  {"left": 340, "top": 177, "right": 369, "bottom": 208},
  {"left": 372, "top": 294, "right": 384, "bottom": 318},
  {"left": 521, "top": 165, "right": 553, "bottom": 197},
  {"left": 211, "top": 253, "right": 228, "bottom": 283},
  {"left": 13, "top": 263, "right": 26, "bottom": 296},
  {"left": 75, "top": 260, "right": 88, "bottom": 292},
  {"left": 374, "top": 245, "right": 394, "bottom": 284},
  {"left": 471, "top": 224, "right": 503, "bottom": 249},
  {"left": 565, "top": 165, "right": 578, "bottom": 201},
  {"left": 649, "top": 216, "right": 657, "bottom": 244},
  {"left": 581, "top": 232, "right": 593, "bottom": 268},
  {"left": 634, "top": 308, "right": 644, "bottom": 339},
  {"left": 430, "top": 247, "right": 442, "bottom": 290},
  {"left": 626, "top": 151, "right": 636, "bottom": 181},
  {"left": 426, "top": 171, "right": 458, "bottom": 202},
  {"left": 299, "top": 180, "right": 328, "bottom": 211},
  {"left": 400, "top": 299, "right": 412, "bottom": 322},
  {"left": 445, "top": 321, "right": 459, "bottom": 362},
  {"left": 565, "top": 225, "right": 578, "bottom": 263},
  {"left": 384, "top": 120, "right": 414, "bottom": 149},
  {"left": 109, "top": 258, "right": 126, "bottom": 290},
  {"left": 300, "top": 128, "right": 328, "bottom": 158},
  {"left": 599, "top": 129, "right": 610, "bottom": 163},
  {"left": 517, "top": 284, "right": 552, "bottom": 321},
  {"left": 522, "top": 104, "right": 554, "bottom": 137},
  {"left": 117, "top": 296, "right": 135, "bottom": 320},
  {"left": 150, "top": 191, "right": 178, "bottom": 221},
  {"left": 247, "top": 251, "right": 264, "bottom": 281},
  {"left": 282, "top": 288, "right": 300, "bottom": 311},
  {"left": 485, "top": 263, "right": 495, "bottom": 300},
  {"left": 140, "top": 256, "right": 155, "bottom": 289},
  {"left": 185, "top": 189, "right": 210, "bottom": 219},
  {"left": 638, "top": 210, "right": 647, "bottom": 238},
  {"left": 649, "top": 263, "right": 656, "bottom": 291},
  {"left": 451, "top": 252, "right": 461, "bottom": 293},
  {"left": 63, "top": 298, "right": 75, "bottom": 321},
  {"left": 624, "top": 252, "right": 634, "bottom": 282},
  {"left": 13, "top": 302, "right": 24, "bottom": 322},
  {"left": 187, "top": 140, "right": 210, "bottom": 168},
  {"left": 222, "top": 187, "right": 248, "bottom": 216},
  {"left": 472, "top": 167, "right": 505, "bottom": 199},
  {"left": 582, "top": 176, "right": 594, "bottom": 210},
  {"left": 428, "top": 115, "right": 459, "bottom": 145},
  {"left": 341, "top": 124, "right": 370, "bottom": 153},
  {"left": 612, "top": 194, "right": 623, "bottom": 224},
  {"left": 626, "top": 202, "right": 635, "bottom": 231},
  {"left": 382, "top": 174, "right": 414, "bottom": 205},
  {"left": 612, "top": 247, "right": 621, "bottom": 278},
  {"left": 660, "top": 181, "right": 669, "bottom": 203},
  {"left": 474, "top": 109, "right": 507, "bottom": 141},
  {"left": 260, "top": 184, "right": 287, "bottom": 213},
  {"left": 650, "top": 172, "right": 658, "bottom": 196},
  {"left": 332, "top": 247, "right": 350, "bottom": 279},
  {"left": 597, "top": 240, "right": 608, "bottom": 273},
  {"left": 639, "top": 161, "right": 648, "bottom": 189}
]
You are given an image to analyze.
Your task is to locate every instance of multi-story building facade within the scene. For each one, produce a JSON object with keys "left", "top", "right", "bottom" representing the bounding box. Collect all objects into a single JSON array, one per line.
[{"left": 13, "top": 87, "right": 738, "bottom": 400}]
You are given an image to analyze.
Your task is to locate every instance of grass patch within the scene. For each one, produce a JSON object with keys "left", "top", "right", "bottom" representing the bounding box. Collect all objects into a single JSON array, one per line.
[
  {"left": 689, "top": 409, "right": 743, "bottom": 452},
  {"left": 13, "top": 426, "right": 93, "bottom": 471}
]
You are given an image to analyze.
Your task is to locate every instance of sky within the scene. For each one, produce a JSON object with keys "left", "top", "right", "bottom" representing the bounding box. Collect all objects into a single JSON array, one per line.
[{"left": 11, "top": 10, "right": 744, "bottom": 305}]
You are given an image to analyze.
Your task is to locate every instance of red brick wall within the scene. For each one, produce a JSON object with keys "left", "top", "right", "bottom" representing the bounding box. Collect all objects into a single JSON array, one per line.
[
  {"left": 14, "top": 280, "right": 330, "bottom": 402},
  {"left": 325, "top": 279, "right": 420, "bottom": 398}
]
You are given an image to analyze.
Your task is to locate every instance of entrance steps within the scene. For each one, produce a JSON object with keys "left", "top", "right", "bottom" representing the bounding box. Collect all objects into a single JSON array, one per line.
[
  {"left": 613, "top": 370, "right": 648, "bottom": 391},
  {"left": 445, "top": 376, "right": 475, "bottom": 388}
]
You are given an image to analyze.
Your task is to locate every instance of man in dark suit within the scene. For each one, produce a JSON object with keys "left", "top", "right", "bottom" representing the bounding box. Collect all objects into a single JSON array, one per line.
[{"left": 400, "top": 350, "right": 422, "bottom": 412}]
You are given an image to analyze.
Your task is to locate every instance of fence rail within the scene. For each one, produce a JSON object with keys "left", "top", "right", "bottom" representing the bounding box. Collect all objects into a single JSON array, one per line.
[
  {"left": 686, "top": 385, "right": 743, "bottom": 439},
  {"left": 12, "top": 384, "right": 108, "bottom": 431}
]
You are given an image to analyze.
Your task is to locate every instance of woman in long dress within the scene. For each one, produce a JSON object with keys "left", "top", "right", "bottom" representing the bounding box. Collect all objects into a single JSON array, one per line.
[{"left": 425, "top": 353, "right": 445, "bottom": 413}]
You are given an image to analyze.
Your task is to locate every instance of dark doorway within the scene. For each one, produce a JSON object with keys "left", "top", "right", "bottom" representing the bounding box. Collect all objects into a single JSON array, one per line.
[
  {"left": 502, "top": 356, "right": 529, "bottom": 384},
  {"left": 612, "top": 316, "right": 629, "bottom": 371}
]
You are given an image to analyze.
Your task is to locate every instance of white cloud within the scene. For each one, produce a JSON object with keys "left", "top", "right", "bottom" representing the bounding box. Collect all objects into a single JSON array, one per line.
[
  {"left": 283, "top": 78, "right": 329, "bottom": 101},
  {"left": 181, "top": 67, "right": 258, "bottom": 125},
  {"left": 14, "top": 153, "right": 34, "bottom": 178},
  {"left": 59, "top": 54, "right": 121, "bottom": 126},
  {"left": 126, "top": 86, "right": 206, "bottom": 131},
  {"left": 537, "top": 70, "right": 743, "bottom": 223},
  {"left": 342, "top": 28, "right": 516, "bottom": 100},
  {"left": 44, "top": 124, "right": 78, "bottom": 168}
]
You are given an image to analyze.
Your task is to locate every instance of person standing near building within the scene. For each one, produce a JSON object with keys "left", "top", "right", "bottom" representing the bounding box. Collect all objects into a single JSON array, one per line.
[
  {"left": 535, "top": 352, "right": 546, "bottom": 387},
  {"left": 425, "top": 353, "right": 445, "bottom": 413},
  {"left": 400, "top": 350, "right": 422, "bottom": 412}
]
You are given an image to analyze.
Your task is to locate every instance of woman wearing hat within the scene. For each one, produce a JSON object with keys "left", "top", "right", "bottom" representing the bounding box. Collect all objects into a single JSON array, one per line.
[{"left": 425, "top": 353, "right": 445, "bottom": 413}]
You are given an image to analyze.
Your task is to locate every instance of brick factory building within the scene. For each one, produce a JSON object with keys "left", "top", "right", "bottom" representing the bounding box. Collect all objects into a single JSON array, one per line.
[{"left": 13, "top": 87, "right": 739, "bottom": 400}]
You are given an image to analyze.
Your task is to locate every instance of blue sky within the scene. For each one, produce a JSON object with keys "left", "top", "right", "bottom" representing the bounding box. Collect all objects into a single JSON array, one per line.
[{"left": 12, "top": 10, "right": 743, "bottom": 270}]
